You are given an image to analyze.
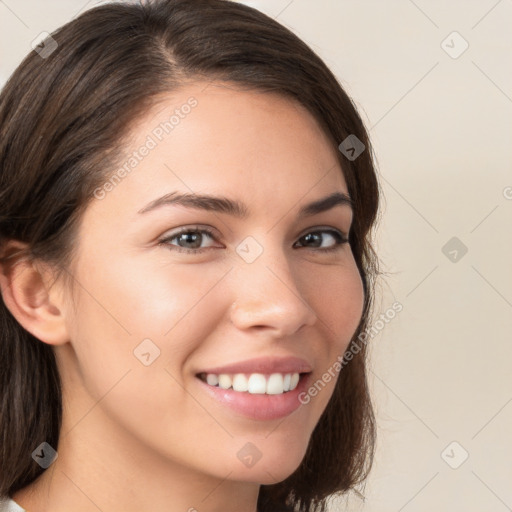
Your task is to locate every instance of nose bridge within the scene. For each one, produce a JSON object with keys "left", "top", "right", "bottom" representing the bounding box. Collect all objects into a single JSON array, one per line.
[{"left": 228, "top": 234, "right": 317, "bottom": 335}]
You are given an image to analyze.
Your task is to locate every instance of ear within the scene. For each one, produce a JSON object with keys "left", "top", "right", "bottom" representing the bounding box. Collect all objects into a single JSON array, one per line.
[{"left": 0, "top": 240, "right": 69, "bottom": 345}]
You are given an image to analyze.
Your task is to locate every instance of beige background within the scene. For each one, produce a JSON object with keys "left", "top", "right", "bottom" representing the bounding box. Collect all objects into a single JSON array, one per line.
[{"left": 1, "top": 1, "right": 511, "bottom": 511}]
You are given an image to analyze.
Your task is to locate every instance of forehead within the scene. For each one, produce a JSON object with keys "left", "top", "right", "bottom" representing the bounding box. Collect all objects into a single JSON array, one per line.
[{"left": 92, "top": 81, "right": 348, "bottom": 218}]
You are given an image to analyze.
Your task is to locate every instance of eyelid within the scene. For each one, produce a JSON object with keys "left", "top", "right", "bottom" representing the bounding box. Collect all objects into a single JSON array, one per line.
[
  {"left": 297, "top": 224, "right": 349, "bottom": 240},
  {"left": 158, "top": 224, "right": 219, "bottom": 246}
]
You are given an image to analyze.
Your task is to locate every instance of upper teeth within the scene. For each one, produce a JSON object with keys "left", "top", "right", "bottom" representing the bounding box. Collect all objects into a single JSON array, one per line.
[{"left": 203, "top": 372, "right": 301, "bottom": 394}]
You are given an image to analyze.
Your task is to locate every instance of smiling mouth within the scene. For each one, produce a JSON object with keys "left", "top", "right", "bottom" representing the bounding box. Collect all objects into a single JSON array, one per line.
[{"left": 196, "top": 371, "right": 310, "bottom": 395}]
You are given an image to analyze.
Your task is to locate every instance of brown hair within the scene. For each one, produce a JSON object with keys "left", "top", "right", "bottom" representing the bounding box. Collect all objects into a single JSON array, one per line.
[{"left": 0, "top": 1, "right": 380, "bottom": 510}]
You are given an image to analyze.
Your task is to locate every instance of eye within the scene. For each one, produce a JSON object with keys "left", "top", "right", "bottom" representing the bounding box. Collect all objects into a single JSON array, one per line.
[
  {"left": 158, "top": 226, "right": 218, "bottom": 254},
  {"left": 294, "top": 229, "right": 349, "bottom": 253}
]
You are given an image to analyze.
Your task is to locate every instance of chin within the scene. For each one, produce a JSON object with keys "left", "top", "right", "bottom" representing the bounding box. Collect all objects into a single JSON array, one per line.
[{"left": 228, "top": 450, "right": 306, "bottom": 485}]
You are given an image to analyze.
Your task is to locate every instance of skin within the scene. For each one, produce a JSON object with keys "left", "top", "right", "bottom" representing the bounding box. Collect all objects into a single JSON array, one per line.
[{"left": 4, "top": 81, "right": 364, "bottom": 512}]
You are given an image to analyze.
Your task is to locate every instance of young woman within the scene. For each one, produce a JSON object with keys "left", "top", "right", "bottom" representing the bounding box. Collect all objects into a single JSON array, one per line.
[{"left": 0, "top": 1, "right": 380, "bottom": 511}]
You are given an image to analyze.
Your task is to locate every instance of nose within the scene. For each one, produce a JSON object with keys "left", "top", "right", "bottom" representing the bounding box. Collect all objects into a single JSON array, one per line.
[{"left": 228, "top": 245, "right": 317, "bottom": 338}]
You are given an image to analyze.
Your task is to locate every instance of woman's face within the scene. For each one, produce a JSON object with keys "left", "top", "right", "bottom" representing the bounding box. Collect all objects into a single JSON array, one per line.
[{"left": 57, "top": 81, "right": 364, "bottom": 484}]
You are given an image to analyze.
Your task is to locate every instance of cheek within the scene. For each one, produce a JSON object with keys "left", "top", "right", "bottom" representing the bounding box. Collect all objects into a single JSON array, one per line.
[
  {"left": 292, "top": 256, "right": 364, "bottom": 410},
  {"left": 308, "top": 257, "right": 365, "bottom": 348},
  {"left": 61, "top": 261, "right": 228, "bottom": 464},
  {"left": 73, "top": 249, "right": 228, "bottom": 337},
  {"left": 66, "top": 253, "right": 232, "bottom": 390}
]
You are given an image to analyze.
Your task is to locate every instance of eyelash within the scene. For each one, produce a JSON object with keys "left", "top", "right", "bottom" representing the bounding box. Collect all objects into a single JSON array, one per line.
[{"left": 158, "top": 226, "right": 349, "bottom": 255}]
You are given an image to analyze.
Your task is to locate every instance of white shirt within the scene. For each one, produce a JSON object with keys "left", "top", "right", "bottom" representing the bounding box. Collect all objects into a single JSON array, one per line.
[{"left": 0, "top": 497, "right": 26, "bottom": 512}]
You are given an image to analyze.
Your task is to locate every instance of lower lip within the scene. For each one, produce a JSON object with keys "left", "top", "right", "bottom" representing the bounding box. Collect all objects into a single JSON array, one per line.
[{"left": 195, "top": 373, "right": 312, "bottom": 421}]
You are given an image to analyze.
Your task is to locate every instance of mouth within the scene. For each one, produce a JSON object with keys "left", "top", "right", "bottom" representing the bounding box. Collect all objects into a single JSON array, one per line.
[
  {"left": 196, "top": 371, "right": 308, "bottom": 395},
  {"left": 194, "top": 371, "right": 313, "bottom": 421}
]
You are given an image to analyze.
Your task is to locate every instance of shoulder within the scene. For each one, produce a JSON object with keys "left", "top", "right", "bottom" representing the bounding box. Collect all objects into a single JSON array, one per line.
[{"left": 0, "top": 497, "right": 26, "bottom": 512}]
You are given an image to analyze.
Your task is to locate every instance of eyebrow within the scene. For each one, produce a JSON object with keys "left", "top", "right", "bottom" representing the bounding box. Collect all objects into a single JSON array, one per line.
[{"left": 137, "top": 190, "right": 353, "bottom": 218}]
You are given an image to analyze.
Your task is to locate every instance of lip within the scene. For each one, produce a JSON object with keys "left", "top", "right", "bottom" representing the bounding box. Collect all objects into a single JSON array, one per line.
[
  {"left": 195, "top": 355, "right": 313, "bottom": 376},
  {"left": 195, "top": 371, "right": 312, "bottom": 421}
]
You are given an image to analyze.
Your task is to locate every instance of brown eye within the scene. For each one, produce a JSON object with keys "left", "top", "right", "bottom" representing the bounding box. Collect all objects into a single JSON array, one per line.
[{"left": 294, "top": 229, "right": 348, "bottom": 253}]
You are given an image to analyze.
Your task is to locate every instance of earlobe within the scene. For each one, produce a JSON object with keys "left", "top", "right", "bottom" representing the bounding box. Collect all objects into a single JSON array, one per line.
[{"left": 0, "top": 240, "right": 69, "bottom": 346}]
